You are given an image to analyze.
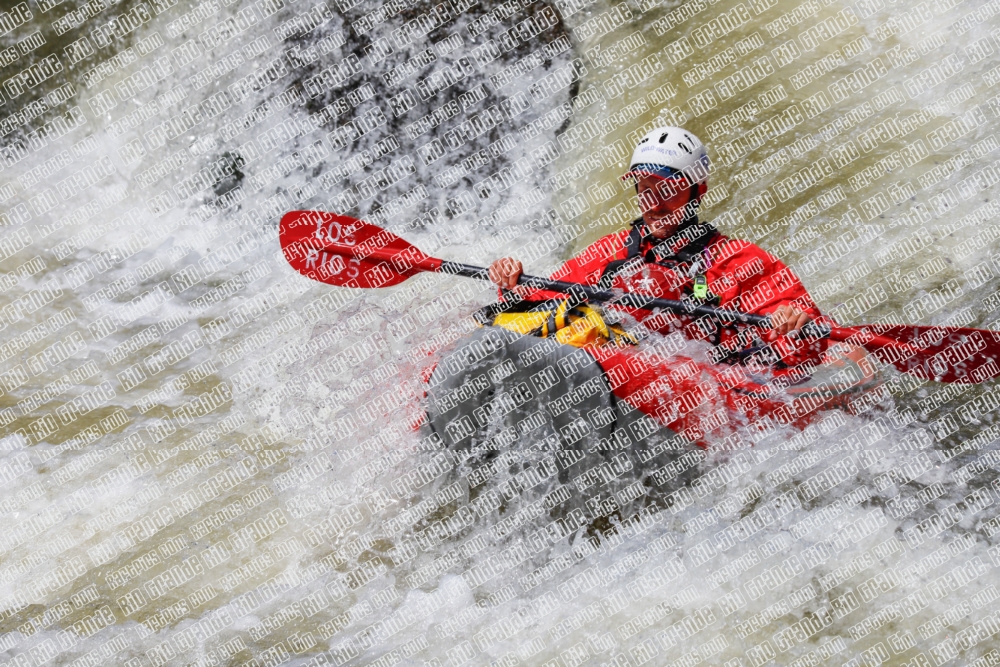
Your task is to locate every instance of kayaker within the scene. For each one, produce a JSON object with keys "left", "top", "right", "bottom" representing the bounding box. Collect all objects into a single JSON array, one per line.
[{"left": 488, "top": 126, "right": 830, "bottom": 366}]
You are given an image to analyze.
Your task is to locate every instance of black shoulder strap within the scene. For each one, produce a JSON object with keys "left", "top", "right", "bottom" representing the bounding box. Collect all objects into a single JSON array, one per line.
[
  {"left": 597, "top": 222, "right": 645, "bottom": 288},
  {"left": 623, "top": 220, "right": 645, "bottom": 259}
]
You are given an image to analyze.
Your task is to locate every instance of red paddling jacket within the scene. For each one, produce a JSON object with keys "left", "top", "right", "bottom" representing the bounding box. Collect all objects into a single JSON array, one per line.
[{"left": 523, "top": 219, "right": 832, "bottom": 367}]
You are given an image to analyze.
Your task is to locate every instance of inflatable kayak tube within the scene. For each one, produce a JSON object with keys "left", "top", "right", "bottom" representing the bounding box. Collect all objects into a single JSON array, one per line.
[{"left": 425, "top": 327, "right": 882, "bottom": 452}]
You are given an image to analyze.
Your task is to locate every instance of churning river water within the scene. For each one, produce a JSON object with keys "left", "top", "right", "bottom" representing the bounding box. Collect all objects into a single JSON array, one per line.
[{"left": 2, "top": 0, "right": 1000, "bottom": 664}]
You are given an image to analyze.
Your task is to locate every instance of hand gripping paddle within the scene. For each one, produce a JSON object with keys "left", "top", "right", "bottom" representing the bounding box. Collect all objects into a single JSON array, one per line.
[{"left": 280, "top": 210, "right": 1000, "bottom": 384}]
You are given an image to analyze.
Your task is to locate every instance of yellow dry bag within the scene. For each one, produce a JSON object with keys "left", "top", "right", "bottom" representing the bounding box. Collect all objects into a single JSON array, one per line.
[{"left": 479, "top": 300, "right": 637, "bottom": 348}]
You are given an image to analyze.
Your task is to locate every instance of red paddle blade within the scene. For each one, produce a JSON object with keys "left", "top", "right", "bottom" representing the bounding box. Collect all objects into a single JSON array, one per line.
[
  {"left": 836, "top": 324, "right": 1000, "bottom": 384},
  {"left": 279, "top": 211, "right": 441, "bottom": 288}
]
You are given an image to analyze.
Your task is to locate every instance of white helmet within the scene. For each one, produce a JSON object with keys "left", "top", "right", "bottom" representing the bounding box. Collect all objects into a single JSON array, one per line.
[{"left": 625, "top": 126, "right": 710, "bottom": 196}]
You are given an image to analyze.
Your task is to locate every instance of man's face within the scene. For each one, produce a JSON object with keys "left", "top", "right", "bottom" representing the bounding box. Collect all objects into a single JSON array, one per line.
[{"left": 636, "top": 174, "right": 691, "bottom": 239}]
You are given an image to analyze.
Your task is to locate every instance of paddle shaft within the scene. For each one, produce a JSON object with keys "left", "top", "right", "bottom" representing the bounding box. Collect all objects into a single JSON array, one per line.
[
  {"left": 434, "top": 260, "right": 988, "bottom": 376},
  {"left": 439, "top": 260, "right": 799, "bottom": 331}
]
